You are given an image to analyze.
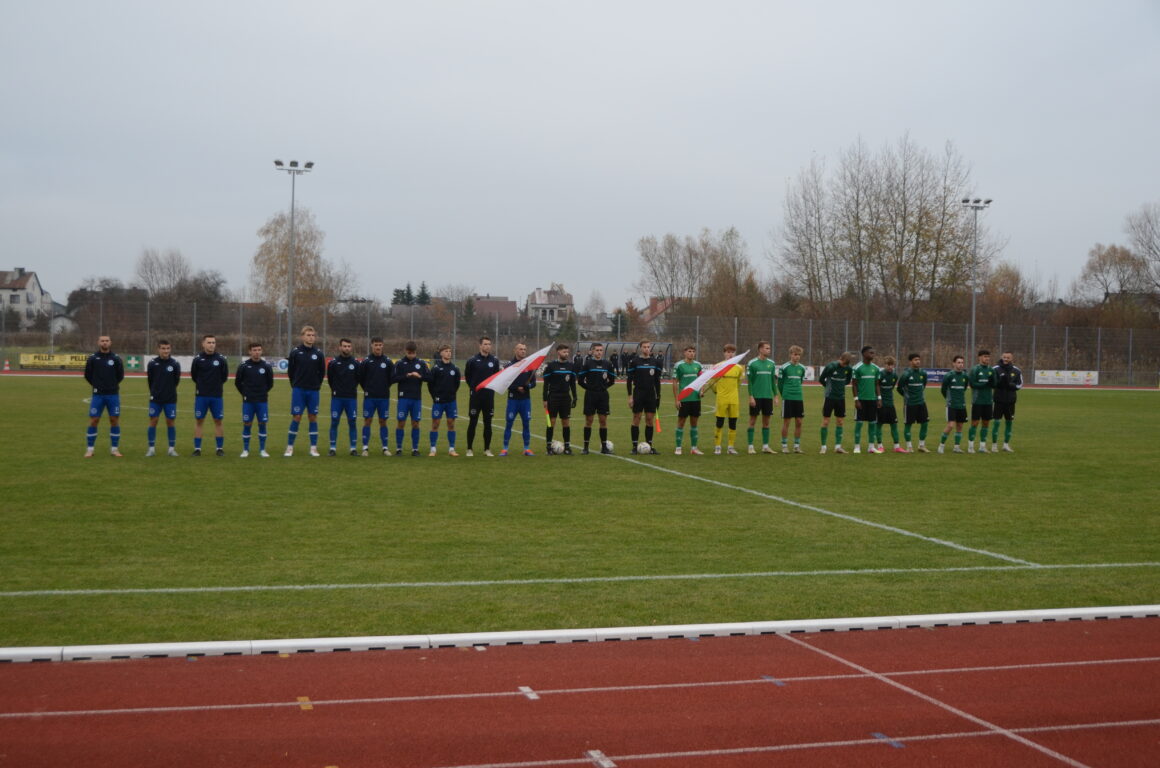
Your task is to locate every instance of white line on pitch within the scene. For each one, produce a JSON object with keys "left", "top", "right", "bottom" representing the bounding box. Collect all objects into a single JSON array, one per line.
[{"left": 2, "top": 562, "right": 1157, "bottom": 598}]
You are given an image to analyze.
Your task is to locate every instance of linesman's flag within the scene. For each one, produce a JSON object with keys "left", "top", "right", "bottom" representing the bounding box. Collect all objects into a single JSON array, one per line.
[
  {"left": 676, "top": 350, "right": 749, "bottom": 402},
  {"left": 477, "top": 342, "right": 554, "bottom": 394}
]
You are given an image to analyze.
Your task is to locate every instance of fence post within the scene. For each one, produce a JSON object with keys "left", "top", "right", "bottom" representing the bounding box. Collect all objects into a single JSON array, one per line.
[
  {"left": 1031, "top": 325, "right": 1036, "bottom": 372},
  {"left": 771, "top": 317, "right": 776, "bottom": 354},
  {"left": 1064, "top": 326, "right": 1069, "bottom": 369},
  {"left": 844, "top": 319, "right": 849, "bottom": 352},
  {"left": 1128, "top": 328, "right": 1133, "bottom": 385},
  {"left": 192, "top": 301, "right": 197, "bottom": 354},
  {"left": 733, "top": 316, "right": 738, "bottom": 348},
  {"left": 1096, "top": 327, "right": 1102, "bottom": 380},
  {"left": 930, "top": 322, "right": 935, "bottom": 368},
  {"left": 238, "top": 302, "right": 243, "bottom": 358},
  {"left": 807, "top": 319, "right": 813, "bottom": 368},
  {"left": 895, "top": 321, "right": 900, "bottom": 361},
  {"left": 695, "top": 316, "right": 700, "bottom": 354},
  {"left": 145, "top": 301, "right": 151, "bottom": 353}
]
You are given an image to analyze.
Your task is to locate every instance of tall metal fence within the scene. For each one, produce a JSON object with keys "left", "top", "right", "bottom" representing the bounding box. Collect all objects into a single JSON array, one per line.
[{"left": 4, "top": 300, "right": 1158, "bottom": 386}]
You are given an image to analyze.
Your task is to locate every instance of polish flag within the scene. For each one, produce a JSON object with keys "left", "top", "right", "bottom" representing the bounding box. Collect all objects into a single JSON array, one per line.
[
  {"left": 677, "top": 350, "right": 749, "bottom": 402},
  {"left": 477, "top": 342, "right": 555, "bottom": 393}
]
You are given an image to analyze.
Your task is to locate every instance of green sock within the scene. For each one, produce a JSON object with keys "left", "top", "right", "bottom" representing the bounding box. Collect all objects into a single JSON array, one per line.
[
  {"left": 1005, "top": 421, "right": 1013, "bottom": 442},
  {"left": 904, "top": 424, "right": 912, "bottom": 442},
  {"left": 891, "top": 424, "right": 899, "bottom": 443},
  {"left": 954, "top": 431, "right": 962, "bottom": 445},
  {"left": 820, "top": 426, "right": 828, "bottom": 446},
  {"left": 854, "top": 422, "right": 863, "bottom": 444},
  {"left": 941, "top": 432, "right": 949, "bottom": 445},
  {"left": 690, "top": 427, "right": 698, "bottom": 447},
  {"left": 794, "top": 436, "right": 801, "bottom": 446},
  {"left": 747, "top": 427, "right": 755, "bottom": 446},
  {"left": 675, "top": 428, "right": 684, "bottom": 448},
  {"left": 781, "top": 435, "right": 788, "bottom": 447},
  {"left": 762, "top": 427, "right": 770, "bottom": 445},
  {"left": 968, "top": 425, "right": 976, "bottom": 442},
  {"left": 835, "top": 426, "right": 844, "bottom": 446},
  {"left": 920, "top": 423, "right": 929, "bottom": 441}
]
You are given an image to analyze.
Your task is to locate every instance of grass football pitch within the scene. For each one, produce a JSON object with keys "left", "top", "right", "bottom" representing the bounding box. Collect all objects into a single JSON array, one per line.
[{"left": 0, "top": 374, "right": 1157, "bottom": 647}]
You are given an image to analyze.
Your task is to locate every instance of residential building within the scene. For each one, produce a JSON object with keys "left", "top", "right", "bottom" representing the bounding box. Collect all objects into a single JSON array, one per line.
[
  {"left": 526, "top": 283, "right": 574, "bottom": 324},
  {"left": 0, "top": 268, "right": 54, "bottom": 329}
]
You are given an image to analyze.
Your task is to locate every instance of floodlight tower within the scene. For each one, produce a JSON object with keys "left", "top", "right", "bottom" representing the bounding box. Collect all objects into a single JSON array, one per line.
[
  {"left": 961, "top": 197, "right": 993, "bottom": 355},
  {"left": 273, "top": 159, "right": 314, "bottom": 351}
]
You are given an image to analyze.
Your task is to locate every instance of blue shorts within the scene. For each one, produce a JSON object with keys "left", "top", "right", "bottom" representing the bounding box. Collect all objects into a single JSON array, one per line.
[
  {"left": 331, "top": 397, "right": 358, "bottom": 420},
  {"left": 148, "top": 401, "right": 177, "bottom": 420},
  {"left": 194, "top": 396, "right": 224, "bottom": 421},
  {"left": 291, "top": 388, "right": 320, "bottom": 416},
  {"left": 363, "top": 397, "right": 391, "bottom": 419},
  {"left": 242, "top": 401, "right": 269, "bottom": 424},
  {"left": 432, "top": 401, "right": 458, "bottom": 420},
  {"left": 506, "top": 398, "right": 532, "bottom": 424},
  {"left": 397, "top": 397, "right": 423, "bottom": 422},
  {"left": 89, "top": 394, "right": 121, "bottom": 419}
]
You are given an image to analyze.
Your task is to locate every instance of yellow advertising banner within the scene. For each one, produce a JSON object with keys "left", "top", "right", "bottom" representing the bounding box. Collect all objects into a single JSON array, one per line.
[{"left": 20, "top": 353, "right": 89, "bottom": 370}]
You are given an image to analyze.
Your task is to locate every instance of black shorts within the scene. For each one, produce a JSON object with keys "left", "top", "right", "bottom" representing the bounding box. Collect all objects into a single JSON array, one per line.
[
  {"left": 468, "top": 389, "right": 495, "bottom": 420},
  {"left": 781, "top": 399, "right": 804, "bottom": 419},
  {"left": 877, "top": 406, "right": 898, "bottom": 425},
  {"left": 749, "top": 398, "right": 774, "bottom": 417},
  {"left": 631, "top": 396, "right": 658, "bottom": 414},
  {"left": 678, "top": 400, "right": 702, "bottom": 419},
  {"left": 855, "top": 399, "right": 878, "bottom": 422},
  {"left": 546, "top": 400, "right": 572, "bottom": 419},
  {"left": 946, "top": 406, "right": 968, "bottom": 424},
  {"left": 583, "top": 390, "right": 610, "bottom": 416},
  {"left": 971, "top": 404, "right": 994, "bottom": 422},
  {"left": 994, "top": 401, "right": 1016, "bottom": 421},
  {"left": 822, "top": 398, "right": 846, "bottom": 418},
  {"left": 904, "top": 403, "right": 929, "bottom": 425}
]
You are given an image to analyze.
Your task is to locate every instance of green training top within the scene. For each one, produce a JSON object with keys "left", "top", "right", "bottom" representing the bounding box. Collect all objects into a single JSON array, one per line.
[
  {"left": 819, "top": 360, "right": 852, "bottom": 400},
  {"left": 777, "top": 362, "right": 806, "bottom": 401},
  {"left": 673, "top": 360, "right": 704, "bottom": 402},
  {"left": 878, "top": 368, "right": 898, "bottom": 409},
  {"left": 746, "top": 357, "right": 778, "bottom": 399},
  {"left": 968, "top": 363, "right": 996, "bottom": 406},
  {"left": 941, "top": 370, "right": 969, "bottom": 409},
  {"left": 851, "top": 361, "right": 881, "bottom": 401},
  {"left": 897, "top": 367, "right": 928, "bottom": 406}
]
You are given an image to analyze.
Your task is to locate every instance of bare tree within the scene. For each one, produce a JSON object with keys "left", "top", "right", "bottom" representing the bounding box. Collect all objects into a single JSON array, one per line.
[
  {"left": 250, "top": 207, "right": 352, "bottom": 312},
  {"left": 1125, "top": 202, "right": 1160, "bottom": 291},
  {"left": 635, "top": 231, "right": 712, "bottom": 303},
  {"left": 1070, "top": 244, "right": 1149, "bottom": 305},
  {"left": 134, "top": 248, "right": 192, "bottom": 297}
]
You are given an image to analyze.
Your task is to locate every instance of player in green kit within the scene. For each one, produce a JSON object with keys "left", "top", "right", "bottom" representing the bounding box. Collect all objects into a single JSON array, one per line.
[
  {"left": 818, "top": 352, "right": 853, "bottom": 454},
  {"left": 897, "top": 353, "right": 931, "bottom": 452},
  {"left": 851, "top": 345, "right": 882, "bottom": 454},
  {"left": 672, "top": 345, "right": 704, "bottom": 455},
  {"left": 745, "top": 341, "right": 778, "bottom": 454},
  {"left": 777, "top": 345, "right": 806, "bottom": 453},
  {"left": 939, "top": 355, "right": 970, "bottom": 454},
  {"left": 877, "top": 356, "right": 905, "bottom": 453},
  {"left": 967, "top": 349, "right": 996, "bottom": 453}
]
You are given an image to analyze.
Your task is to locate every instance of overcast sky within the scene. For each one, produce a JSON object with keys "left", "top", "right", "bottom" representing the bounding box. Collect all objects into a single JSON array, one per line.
[{"left": 3, "top": 0, "right": 1158, "bottom": 313}]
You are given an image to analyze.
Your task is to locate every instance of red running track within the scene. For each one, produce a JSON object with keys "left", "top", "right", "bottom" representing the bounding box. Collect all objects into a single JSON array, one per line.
[{"left": 0, "top": 618, "right": 1157, "bottom": 767}]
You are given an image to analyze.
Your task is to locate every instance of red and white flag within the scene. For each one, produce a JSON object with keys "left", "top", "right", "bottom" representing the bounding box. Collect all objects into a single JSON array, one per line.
[
  {"left": 677, "top": 349, "right": 749, "bottom": 402},
  {"left": 477, "top": 342, "right": 554, "bottom": 393}
]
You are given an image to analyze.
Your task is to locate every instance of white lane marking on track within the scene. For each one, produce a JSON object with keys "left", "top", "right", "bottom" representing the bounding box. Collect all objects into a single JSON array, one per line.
[
  {"left": 425, "top": 719, "right": 1160, "bottom": 768},
  {"left": 780, "top": 633, "right": 1094, "bottom": 767},
  {"left": 3, "top": 656, "right": 1155, "bottom": 720},
  {"left": 3, "top": 562, "right": 1157, "bottom": 598},
  {"left": 585, "top": 750, "right": 616, "bottom": 767},
  {"left": 519, "top": 686, "right": 540, "bottom": 701},
  {"left": 606, "top": 453, "right": 1038, "bottom": 565}
]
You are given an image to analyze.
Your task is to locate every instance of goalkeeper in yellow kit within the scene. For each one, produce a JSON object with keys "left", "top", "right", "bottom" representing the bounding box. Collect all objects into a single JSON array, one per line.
[{"left": 709, "top": 343, "right": 744, "bottom": 455}]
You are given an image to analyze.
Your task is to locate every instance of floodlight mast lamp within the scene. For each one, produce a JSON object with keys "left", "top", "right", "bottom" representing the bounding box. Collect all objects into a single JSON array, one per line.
[
  {"left": 273, "top": 159, "right": 314, "bottom": 352},
  {"left": 961, "top": 197, "right": 993, "bottom": 355}
]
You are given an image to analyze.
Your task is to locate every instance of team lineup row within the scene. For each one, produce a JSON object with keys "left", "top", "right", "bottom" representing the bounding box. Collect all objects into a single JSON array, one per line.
[{"left": 81, "top": 327, "right": 1024, "bottom": 459}]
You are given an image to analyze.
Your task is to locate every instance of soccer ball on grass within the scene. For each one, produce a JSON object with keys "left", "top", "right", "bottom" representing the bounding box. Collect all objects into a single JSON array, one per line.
[
  {"left": 635, "top": 441, "right": 651, "bottom": 455},
  {"left": 550, "top": 441, "right": 565, "bottom": 455}
]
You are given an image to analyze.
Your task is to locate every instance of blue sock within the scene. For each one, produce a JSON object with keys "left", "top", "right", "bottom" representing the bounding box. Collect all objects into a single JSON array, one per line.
[
  {"left": 448, "top": 430, "right": 456, "bottom": 449},
  {"left": 167, "top": 426, "right": 176, "bottom": 447},
  {"left": 411, "top": 427, "right": 420, "bottom": 450},
  {"left": 348, "top": 420, "right": 357, "bottom": 450},
  {"left": 379, "top": 426, "right": 388, "bottom": 448},
  {"left": 329, "top": 421, "right": 339, "bottom": 448},
  {"left": 215, "top": 435, "right": 223, "bottom": 450},
  {"left": 242, "top": 423, "right": 252, "bottom": 450},
  {"left": 109, "top": 426, "right": 120, "bottom": 448},
  {"left": 362, "top": 425, "right": 370, "bottom": 448},
  {"left": 396, "top": 428, "right": 404, "bottom": 450},
  {"left": 287, "top": 420, "right": 299, "bottom": 446},
  {"left": 429, "top": 430, "right": 438, "bottom": 448},
  {"left": 194, "top": 436, "right": 202, "bottom": 450},
  {"left": 147, "top": 426, "right": 156, "bottom": 447},
  {"left": 308, "top": 422, "right": 318, "bottom": 447},
  {"left": 258, "top": 429, "right": 267, "bottom": 451},
  {"left": 86, "top": 427, "right": 97, "bottom": 447}
]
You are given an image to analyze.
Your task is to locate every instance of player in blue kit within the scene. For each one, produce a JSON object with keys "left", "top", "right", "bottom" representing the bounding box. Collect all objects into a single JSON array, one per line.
[
  {"left": 393, "top": 340, "right": 430, "bottom": 457},
  {"left": 145, "top": 339, "right": 181, "bottom": 457},
  {"left": 428, "top": 343, "right": 462, "bottom": 456},
  {"left": 501, "top": 342, "right": 536, "bottom": 456},
  {"left": 84, "top": 334, "right": 125, "bottom": 457},
  {"left": 285, "top": 325, "right": 326, "bottom": 457},
  {"left": 358, "top": 337, "right": 393, "bottom": 456},
  {"left": 190, "top": 334, "right": 229, "bottom": 456},
  {"left": 235, "top": 342, "right": 274, "bottom": 457},
  {"left": 327, "top": 338, "right": 360, "bottom": 456}
]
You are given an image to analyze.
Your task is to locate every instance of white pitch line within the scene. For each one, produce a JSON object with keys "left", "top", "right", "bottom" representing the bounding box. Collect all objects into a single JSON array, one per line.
[
  {"left": 606, "top": 453, "right": 1038, "bottom": 565},
  {"left": 4, "top": 656, "right": 1156, "bottom": 720},
  {"left": 781, "top": 633, "right": 1094, "bottom": 767},
  {"left": 3, "top": 562, "right": 1157, "bottom": 598}
]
